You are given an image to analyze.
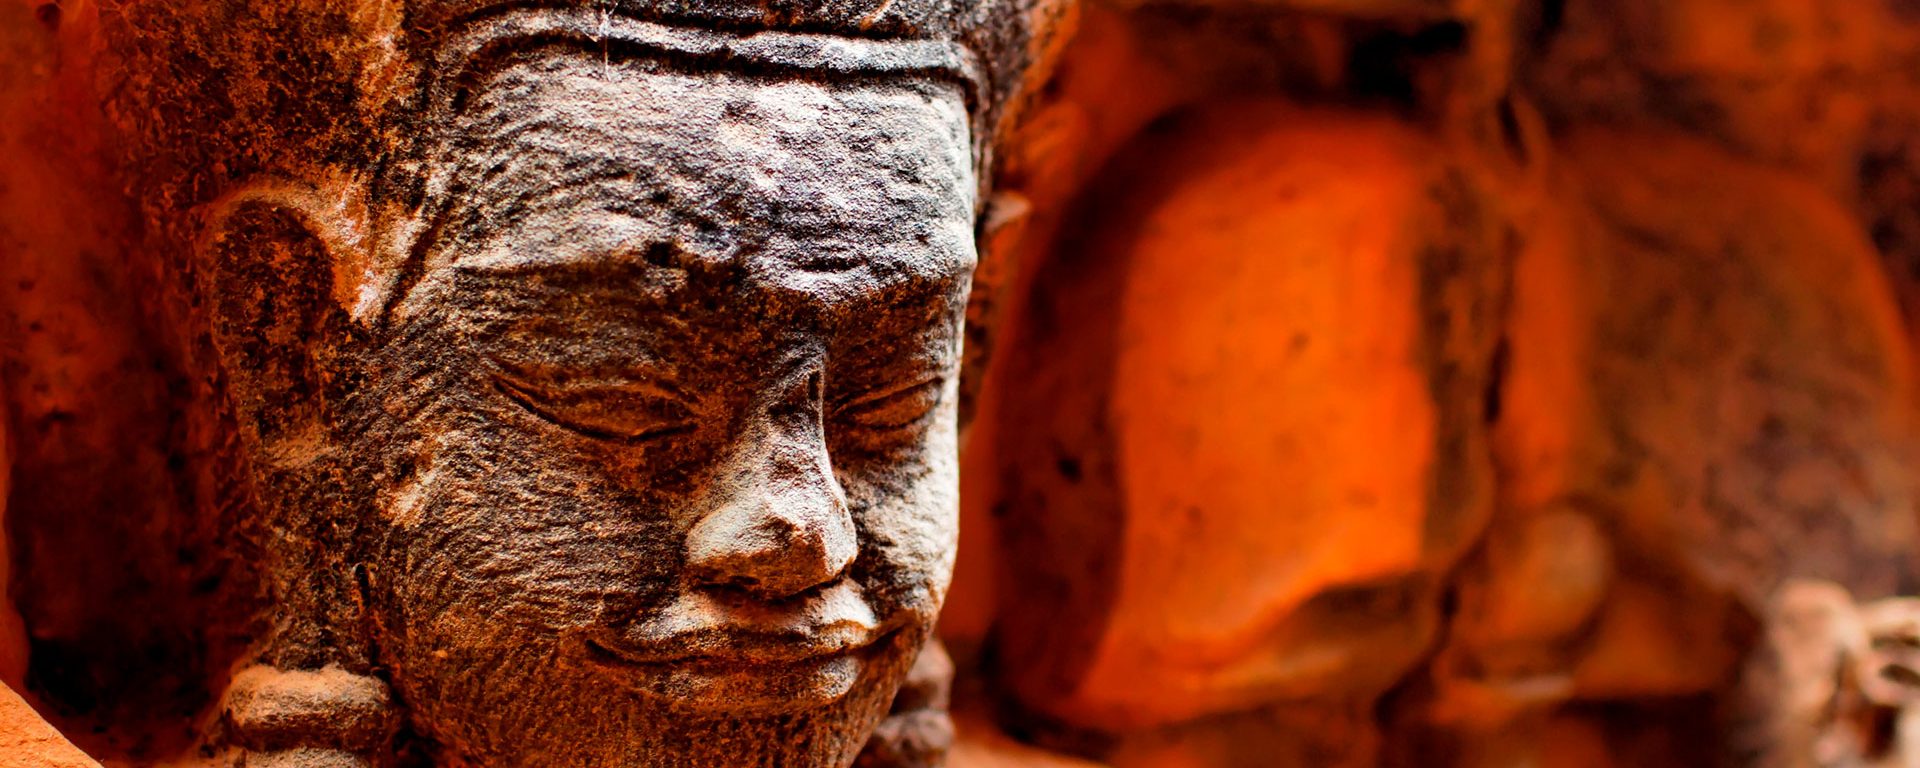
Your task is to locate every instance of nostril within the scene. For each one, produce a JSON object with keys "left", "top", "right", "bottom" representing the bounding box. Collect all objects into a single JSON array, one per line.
[
  {"left": 688, "top": 394, "right": 857, "bottom": 599},
  {"left": 714, "top": 573, "right": 764, "bottom": 593}
]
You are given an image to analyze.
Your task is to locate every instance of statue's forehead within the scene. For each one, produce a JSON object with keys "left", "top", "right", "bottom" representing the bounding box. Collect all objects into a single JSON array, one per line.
[
  {"left": 464, "top": 52, "right": 972, "bottom": 144},
  {"left": 401, "top": 57, "right": 977, "bottom": 314}
]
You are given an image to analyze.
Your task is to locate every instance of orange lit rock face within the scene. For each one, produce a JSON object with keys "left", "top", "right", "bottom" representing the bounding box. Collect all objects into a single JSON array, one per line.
[
  {"left": 960, "top": 2, "right": 1920, "bottom": 762},
  {"left": 985, "top": 103, "right": 1504, "bottom": 743},
  {"left": 0, "top": 683, "right": 97, "bottom": 768}
]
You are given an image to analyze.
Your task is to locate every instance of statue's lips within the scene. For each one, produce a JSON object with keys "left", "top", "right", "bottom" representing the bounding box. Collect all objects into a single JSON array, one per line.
[
  {"left": 584, "top": 581, "right": 895, "bottom": 668},
  {"left": 584, "top": 626, "right": 890, "bottom": 669}
]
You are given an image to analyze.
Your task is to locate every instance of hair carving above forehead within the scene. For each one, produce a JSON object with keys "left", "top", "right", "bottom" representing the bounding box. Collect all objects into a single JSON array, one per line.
[
  {"left": 419, "top": 0, "right": 988, "bottom": 41},
  {"left": 420, "top": 6, "right": 991, "bottom": 183},
  {"left": 427, "top": 8, "right": 988, "bottom": 119}
]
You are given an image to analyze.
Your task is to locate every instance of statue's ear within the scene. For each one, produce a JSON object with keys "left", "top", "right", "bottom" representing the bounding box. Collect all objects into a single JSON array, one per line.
[{"left": 200, "top": 180, "right": 372, "bottom": 460}]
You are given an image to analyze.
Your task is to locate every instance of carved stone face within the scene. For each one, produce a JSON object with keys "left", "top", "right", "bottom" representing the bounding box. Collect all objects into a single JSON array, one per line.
[{"left": 345, "top": 53, "right": 974, "bottom": 765}]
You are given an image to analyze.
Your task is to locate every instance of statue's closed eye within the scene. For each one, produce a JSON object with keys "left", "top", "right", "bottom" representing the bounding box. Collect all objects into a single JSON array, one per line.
[
  {"left": 835, "top": 377, "right": 945, "bottom": 433},
  {"left": 492, "top": 363, "right": 698, "bottom": 443}
]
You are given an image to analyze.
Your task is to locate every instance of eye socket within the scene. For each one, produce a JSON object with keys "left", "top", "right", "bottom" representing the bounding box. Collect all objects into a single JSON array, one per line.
[
  {"left": 835, "top": 377, "right": 945, "bottom": 433},
  {"left": 492, "top": 363, "right": 698, "bottom": 443}
]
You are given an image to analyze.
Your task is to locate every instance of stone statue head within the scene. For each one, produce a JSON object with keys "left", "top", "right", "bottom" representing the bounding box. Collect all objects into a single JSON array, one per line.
[{"left": 189, "top": 2, "right": 1052, "bottom": 763}]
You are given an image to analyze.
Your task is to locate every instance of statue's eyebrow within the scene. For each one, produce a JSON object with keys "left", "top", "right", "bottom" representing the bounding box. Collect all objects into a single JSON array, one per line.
[
  {"left": 420, "top": 259, "right": 702, "bottom": 335},
  {"left": 449, "top": 258, "right": 695, "bottom": 295},
  {"left": 492, "top": 356, "right": 696, "bottom": 403}
]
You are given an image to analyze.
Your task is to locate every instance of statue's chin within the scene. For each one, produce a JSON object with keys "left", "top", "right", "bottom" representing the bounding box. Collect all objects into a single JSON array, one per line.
[{"left": 580, "top": 630, "right": 899, "bottom": 714}]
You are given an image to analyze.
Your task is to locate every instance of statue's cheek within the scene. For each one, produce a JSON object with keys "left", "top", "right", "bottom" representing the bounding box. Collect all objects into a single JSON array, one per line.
[{"left": 850, "top": 471, "right": 960, "bottom": 603}]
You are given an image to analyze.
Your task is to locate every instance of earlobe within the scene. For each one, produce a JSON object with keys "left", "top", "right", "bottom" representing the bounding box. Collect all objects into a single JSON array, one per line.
[
  {"left": 201, "top": 177, "right": 377, "bottom": 323},
  {"left": 199, "top": 181, "right": 400, "bottom": 761},
  {"left": 199, "top": 178, "right": 371, "bottom": 455}
]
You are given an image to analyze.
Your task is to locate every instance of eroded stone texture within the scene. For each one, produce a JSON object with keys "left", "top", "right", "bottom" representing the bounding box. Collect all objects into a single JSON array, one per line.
[
  {"left": 219, "top": 666, "right": 397, "bottom": 756},
  {"left": 0, "top": 0, "right": 1066, "bottom": 765},
  {"left": 304, "top": 54, "right": 973, "bottom": 766},
  {"left": 1529, "top": 0, "right": 1920, "bottom": 187},
  {"left": 0, "top": 682, "right": 98, "bottom": 768},
  {"left": 948, "top": 0, "right": 1525, "bottom": 657},
  {"left": 11, "top": 0, "right": 1920, "bottom": 766},
  {"left": 858, "top": 640, "right": 959, "bottom": 768}
]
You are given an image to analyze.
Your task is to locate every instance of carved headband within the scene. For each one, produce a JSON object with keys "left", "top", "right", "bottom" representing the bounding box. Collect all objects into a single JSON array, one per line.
[{"left": 428, "top": 5, "right": 990, "bottom": 124}]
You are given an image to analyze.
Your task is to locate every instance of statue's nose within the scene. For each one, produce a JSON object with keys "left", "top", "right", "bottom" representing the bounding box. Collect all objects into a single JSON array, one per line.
[{"left": 685, "top": 376, "right": 857, "bottom": 600}]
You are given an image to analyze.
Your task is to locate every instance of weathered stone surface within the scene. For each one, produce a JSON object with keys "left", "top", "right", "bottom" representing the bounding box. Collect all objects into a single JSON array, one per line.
[
  {"left": 1094, "top": 0, "right": 1492, "bottom": 22},
  {"left": 1554, "top": 127, "right": 1915, "bottom": 612},
  {"left": 240, "top": 748, "right": 374, "bottom": 768},
  {"left": 10, "top": 0, "right": 1920, "bottom": 766},
  {"left": 221, "top": 666, "right": 397, "bottom": 755},
  {"left": 857, "top": 640, "right": 959, "bottom": 768},
  {"left": 0, "top": 0, "right": 235, "bottom": 755},
  {"left": 0, "top": 683, "right": 98, "bottom": 768},
  {"left": 947, "top": 5, "right": 1183, "bottom": 649},
  {"left": 1533, "top": 0, "right": 1907, "bottom": 176},
  {"left": 3, "top": 0, "right": 1066, "bottom": 764}
]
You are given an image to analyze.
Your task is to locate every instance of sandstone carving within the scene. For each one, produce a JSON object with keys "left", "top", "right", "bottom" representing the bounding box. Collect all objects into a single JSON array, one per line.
[
  {"left": 7, "top": 0, "right": 1063, "bottom": 764},
  {"left": 187, "top": 3, "right": 1048, "bottom": 764},
  {"left": 11, "top": 0, "right": 1920, "bottom": 766}
]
